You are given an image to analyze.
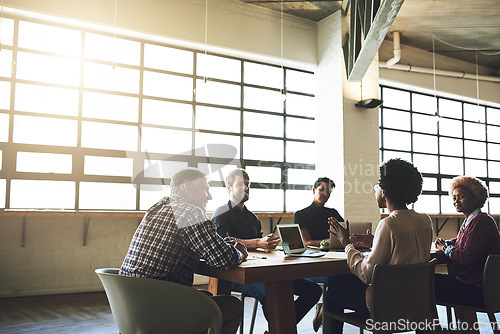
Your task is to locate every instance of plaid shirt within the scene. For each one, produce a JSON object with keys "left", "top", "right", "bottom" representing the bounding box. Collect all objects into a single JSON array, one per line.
[{"left": 120, "top": 194, "right": 241, "bottom": 286}]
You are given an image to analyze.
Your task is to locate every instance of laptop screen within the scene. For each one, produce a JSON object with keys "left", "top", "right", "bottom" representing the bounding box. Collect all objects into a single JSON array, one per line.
[{"left": 277, "top": 224, "right": 305, "bottom": 252}]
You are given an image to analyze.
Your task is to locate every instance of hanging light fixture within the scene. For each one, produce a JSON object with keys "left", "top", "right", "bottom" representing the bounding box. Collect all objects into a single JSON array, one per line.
[{"left": 355, "top": 80, "right": 383, "bottom": 108}]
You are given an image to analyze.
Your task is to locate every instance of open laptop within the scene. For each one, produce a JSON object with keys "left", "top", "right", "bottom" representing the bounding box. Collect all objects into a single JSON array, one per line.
[
  {"left": 277, "top": 224, "right": 324, "bottom": 257},
  {"left": 329, "top": 222, "right": 372, "bottom": 250}
]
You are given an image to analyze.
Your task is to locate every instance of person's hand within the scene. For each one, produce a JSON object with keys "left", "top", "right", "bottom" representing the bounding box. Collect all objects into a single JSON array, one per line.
[
  {"left": 434, "top": 238, "right": 447, "bottom": 252},
  {"left": 349, "top": 229, "right": 374, "bottom": 248},
  {"left": 234, "top": 241, "right": 248, "bottom": 261},
  {"left": 259, "top": 234, "right": 280, "bottom": 250},
  {"left": 224, "top": 236, "right": 237, "bottom": 246},
  {"left": 328, "top": 217, "right": 350, "bottom": 248}
]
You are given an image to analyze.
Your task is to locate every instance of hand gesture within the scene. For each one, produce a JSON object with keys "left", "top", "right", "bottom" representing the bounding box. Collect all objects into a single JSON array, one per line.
[
  {"left": 349, "top": 229, "right": 374, "bottom": 248},
  {"left": 434, "top": 238, "right": 446, "bottom": 252},
  {"left": 259, "top": 234, "right": 280, "bottom": 250},
  {"left": 328, "top": 217, "right": 350, "bottom": 248},
  {"left": 234, "top": 241, "right": 248, "bottom": 261}
]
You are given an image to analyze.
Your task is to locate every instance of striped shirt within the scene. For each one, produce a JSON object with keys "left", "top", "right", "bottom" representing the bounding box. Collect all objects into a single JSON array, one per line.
[{"left": 120, "top": 194, "right": 241, "bottom": 286}]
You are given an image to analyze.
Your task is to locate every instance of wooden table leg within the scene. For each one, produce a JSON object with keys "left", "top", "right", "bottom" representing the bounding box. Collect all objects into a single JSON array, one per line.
[
  {"left": 265, "top": 280, "right": 296, "bottom": 334},
  {"left": 208, "top": 277, "right": 232, "bottom": 295}
]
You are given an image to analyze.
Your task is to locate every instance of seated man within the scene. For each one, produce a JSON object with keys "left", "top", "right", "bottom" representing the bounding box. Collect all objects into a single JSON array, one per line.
[
  {"left": 212, "top": 168, "right": 322, "bottom": 328},
  {"left": 294, "top": 177, "right": 344, "bottom": 332},
  {"left": 120, "top": 168, "right": 248, "bottom": 334}
]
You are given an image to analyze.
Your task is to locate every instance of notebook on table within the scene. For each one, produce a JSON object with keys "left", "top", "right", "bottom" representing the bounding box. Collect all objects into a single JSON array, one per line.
[
  {"left": 276, "top": 224, "right": 324, "bottom": 257},
  {"left": 329, "top": 222, "right": 372, "bottom": 250}
]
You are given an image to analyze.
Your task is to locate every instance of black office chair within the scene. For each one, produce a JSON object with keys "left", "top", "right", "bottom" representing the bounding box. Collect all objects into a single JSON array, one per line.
[
  {"left": 324, "top": 259, "right": 439, "bottom": 334},
  {"left": 438, "top": 254, "right": 500, "bottom": 334}
]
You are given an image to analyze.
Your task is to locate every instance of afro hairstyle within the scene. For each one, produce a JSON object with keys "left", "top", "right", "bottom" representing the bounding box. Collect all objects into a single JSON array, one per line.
[
  {"left": 449, "top": 176, "right": 489, "bottom": 209},
  {"left": 379, "top": 158, "right": 423, "bottom": 205}
]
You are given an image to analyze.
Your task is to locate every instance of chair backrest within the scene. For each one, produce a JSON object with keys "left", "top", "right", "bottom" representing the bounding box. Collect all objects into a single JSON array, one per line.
[
  {"left": 95, "top": 268, "right": 222, "bottom": 334},
  {"left": 370, "top": 259, "right": 438, "bottom": 328},
  {"left": 483, "top": 254, "right": 500, "bottom": 313}
]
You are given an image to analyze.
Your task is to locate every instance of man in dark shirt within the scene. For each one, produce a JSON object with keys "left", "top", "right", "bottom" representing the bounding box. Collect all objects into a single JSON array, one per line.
[
  {"left": 212, "top": 168, "right": 322, "bottom": 328},
  {"left": 294, "top": 177, "right": 344, "bottom": 331},
  {"left": 120, "top": 168, "right": 248, "bottom": 334}
]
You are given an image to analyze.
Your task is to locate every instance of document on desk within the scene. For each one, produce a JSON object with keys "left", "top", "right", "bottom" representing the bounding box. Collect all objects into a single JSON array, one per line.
[{"left": 322, "top": 252, "right": 347, "bottom": 259}]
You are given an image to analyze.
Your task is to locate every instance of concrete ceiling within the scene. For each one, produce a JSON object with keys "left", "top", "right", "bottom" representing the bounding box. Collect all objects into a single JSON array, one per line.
[{"left": 238, "top": 0, "right": 500, "bottom": 77}]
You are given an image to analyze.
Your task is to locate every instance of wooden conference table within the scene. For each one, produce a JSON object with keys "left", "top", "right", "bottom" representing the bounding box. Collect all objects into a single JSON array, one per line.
[{"left": 196, "top": 249, "right": 351, "bottom": 334}]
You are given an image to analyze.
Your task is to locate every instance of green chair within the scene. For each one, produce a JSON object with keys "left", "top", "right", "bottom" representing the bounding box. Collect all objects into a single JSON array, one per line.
[
  {"left": 95, "top": 268, "right": 222, "bottom": 334},
  {"left": 324, "top": 259, "right": 439, "bottom": 334},
  {"left": 439, "top": 254, "right": 500, "bottom": 334}
]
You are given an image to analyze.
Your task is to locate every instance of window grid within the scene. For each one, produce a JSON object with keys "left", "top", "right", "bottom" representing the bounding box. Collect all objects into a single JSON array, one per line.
[
  {"left": 379, "top": 85, "right": 500, "bottom": 214},
  {"left": 0, "top": 12, "right": 315, "bottom": 212}
]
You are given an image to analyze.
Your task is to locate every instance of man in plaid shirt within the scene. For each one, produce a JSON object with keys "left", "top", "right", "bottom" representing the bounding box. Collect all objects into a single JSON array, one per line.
[{"left": 120, "top": 168, "right": 248, "bottom": 334}]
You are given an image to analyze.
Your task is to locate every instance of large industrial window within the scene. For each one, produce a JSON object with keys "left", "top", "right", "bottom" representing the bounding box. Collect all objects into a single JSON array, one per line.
[
  {"left": 379, "top": 85, "right": 500, "bottom": 214},
  {"left": 0, "top": 11, "right": 316, "bottom": 212}
]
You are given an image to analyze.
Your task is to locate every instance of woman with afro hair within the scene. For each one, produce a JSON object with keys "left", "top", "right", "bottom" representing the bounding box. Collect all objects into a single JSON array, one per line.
[
  {"left": 326, "top": 159, "right": 433, "bottom": 333},
  {"left": 434, "top": 176, "right": 500, "bottom": 309}
]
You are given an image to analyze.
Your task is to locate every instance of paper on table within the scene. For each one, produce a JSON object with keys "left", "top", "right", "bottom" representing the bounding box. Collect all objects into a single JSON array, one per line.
[{"left": 322, "top": 251, "right": 347, "bottom": 259}]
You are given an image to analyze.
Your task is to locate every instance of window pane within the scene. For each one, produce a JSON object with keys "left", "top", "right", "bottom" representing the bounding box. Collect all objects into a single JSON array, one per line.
[
  {"left": 488, "top": 143, "right": 500, "bottom": 161},
  {"left": 19, "top": 21, "right": 81, "bottom": 56},
  {"left": 413, "top": 134, "right": 438, "bottom": 154},
  {"left": 17, "top": 152, "right": 72, "bottom": 174},
  {"left": 245, "top": 166, "right": 281, "bottom": 184},
  {"left": 413, "top": 114, "right": 437, "bottom": 134},
  {"left": 0, "top": 50, "right": 13, "bottom": 78},
  {"left": 487, "top": 107, "right": 500, "bottom": 126},
  {"left": 83, "top": 92, "right": 138, "bottom": 122},
  {"left": 440, "top": 195, "right": 456, "bottom": 214},
  {"left": 196, "top": 106, "right": 240, "bottom": 133},
  {"left": 244, "top": 62, "right": 282, "bottom": 88},
  {"left": 17, "top": 52, "right": 80, "bottom": 86},
  {"left": 464, "top": 141, "right": 486, "bottom": 159},
  {"left": 414, "top": 194, "right": 439, "bottom": 214},
  {"left": 412, "top": 94, "right": 436, "bottom": 115},
  {"left": 195, "top": 79, "right": 240, "bottom": 107},
  {"left": 286, "top": 94, "right": 315, "bottom": 117},
  {"left": 84, "top": 63, "right": 139, "bottom": 94},
  {"left": 382, "top": 108, "right": 410, "bottom": 130},
  {"left": 286, "top": 117, "right": 315, "bottom": 141},
  {"left": 244, "top": 87, "right": 283, "bottom": 113},
  {"left": 15, "top": 83, "right": 79, "bottom": 116},
  {"left": 487, "top": 125, "right": 500, "bottom": 143},
  {"left": 246, "top": 188, "right": 283, "bottom": 212},
  {"left": 439, "top": 99, "right": 462, "bottom": 119},
  {"left": 140, "top": 184, "right": 169, "bottom": 210},
  {"left": 441, "top": 178, "right": 453, "bottom": 194},
  {"left": 0, "top": 81, "right": 10, "bottom": 110},
  {"left": 0, "top": 179, "right": 5, "bottom": 208},
  {"left": 286, "top": 189, "right": 311, "bottom": 212},
  {"left": 144, "top": 160, "right": 189, "bottom": 179},
  {"left": 489, "top": 181, "right": 500, "bottom": 194},
  {"left": 440, "top": 137, "right": 463, "bottom": 157},
  {"left": 206, "top": 186, "right": 229, "bottom": 212},
  {"left": 422, "top": 177, "right": 437, "bottom": 191},
  {"left": 286, "top": 70, "right": 314, "bottom": 94},
  {"left": 382, "top": 130, "right": 411, "bottom": 151},
  {"left": 84, "top": 156, "right": 133, "bottom": 177},
  {"left": 464, "top": 103, "right": 485, "bottom": 123},
  {"left": 82, "top": 121, "right": 138, "bottom": 151},
  {"left": 197, "top": 53, "right": 240, "bottom": 82},
  {"left": 0, "top": 18, "right": 14, "bottom": 47},
  {"left": 439, "top": 118, "right": 462, "bottom": 137},
  {"left": 142, "top": 99, "right": 192, "bottom": 128},
  {"left": 464, "top": 122, "right": 485, "bottom": 140},
  {"left": 440, "top": 156, "right": 463, "bottom": 176},
  {"left": 198, "top": 163, "right": 238, "bottom": 183},
  {"left": 382, "top": 88, "right": 409, "bottom": 109},
  {"left": 488, "top": 197, "right": 500, "bottom": 215},
  {"left": 382, "top": 150, "right": 412, "bottom": 162},
  {"left": 287, "top": 168, "right": 317, "bottom": 185},
  {"left": 195, "top": 133, "right": 240, "bottom": 159},
  {"left": 0, "top": 114, "right": 9, "bottom": 142},
  {"left": 10, "top": 180, "right": 75, "bottom": 209},
  {"left": 13, "top": 115, "right": 77, "bottom": 146},
  {"left": 413, "top": 154, "right": 438, "bottom": 174},
  {"left": 286, "top": 141, "right": 316, "bottom": 164},
  {"left": 85, "top": 33, "right": 140, "bottom": 66},
  {"left": 144, "top": 71, "right": 193, "bottom": 100},
  {"left": 244, "top": 112, "right": 283, "bottom": 137},
  {"left": 244, "top": 137, "right": 283, "bottom": 162},
  {"left": 144, "top": 44, "right": 193, "bottom": 74},
  {"left": 141, "top": 127, "right": 191, "bottom": 154},
  {"left": 79, "top": 182, "right": 136, "bottom": 210},
  {"left": 489, "top": 161, "right": 500, "bottom": 178},
  {"left": 465, "top": 159, "right": 487, "bottom": 177}
]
